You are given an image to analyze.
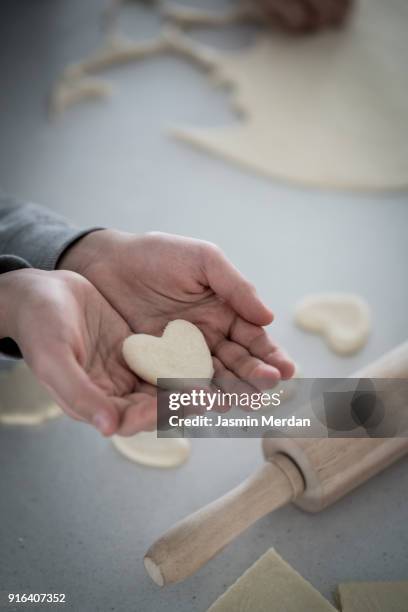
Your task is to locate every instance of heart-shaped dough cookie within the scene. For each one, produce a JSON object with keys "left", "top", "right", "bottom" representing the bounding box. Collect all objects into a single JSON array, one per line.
[
  {"left": 112, "top": 431, "right": 191, "bottom": 468},
  {"left": 294, "top": 293, "right": 371, "bottom": 355},
  {"left": 122, "top": 319, "right": 214, "bottom": 388}
]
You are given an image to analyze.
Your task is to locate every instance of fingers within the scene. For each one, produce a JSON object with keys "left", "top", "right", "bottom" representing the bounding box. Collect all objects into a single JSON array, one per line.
[
  {"left": 213, "top": 335, "right": 282, "bottom": 389},
  {"left": 202, "top": 245, "right": 273, "bottom": 326},
  {"left": 230, "top": 318, "right": 296, "bottom": 380},
  {"left": 115, "top": 392, "right": 157, "bottom": 436},
  {"left": 212, "top": 356, "right": 259, "bottom": 400},
  {"left": 34, "top": 352, "right": 158, "bottom": 436},
  {"left": 30, "top": 352, "right": 120, "bottom": 436}
]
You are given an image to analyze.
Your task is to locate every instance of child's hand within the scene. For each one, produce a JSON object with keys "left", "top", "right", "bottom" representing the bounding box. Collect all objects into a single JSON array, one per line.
[
  {"left": 59, "top": 231, "right": 295, "bottom": 389},
  {"left": 0, "top": 269, "right": 156, "bottom": 436}
]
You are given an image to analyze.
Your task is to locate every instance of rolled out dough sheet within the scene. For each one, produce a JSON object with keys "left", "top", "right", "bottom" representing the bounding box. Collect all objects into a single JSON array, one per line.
[
  {"left": 207, "top": 548, "right": 337, "bottom": 612},
  {"left": 174, "top": 0, "right": 408, "bottom": 190},
  {"left": 112, "top": 430, "right": 191, "bottom": 468},
  {"left": 0, "top": 362, "right": 61, "bottom": 425},
  {"left": 338, "top": 582, "right": 408, "bottom": 612}
]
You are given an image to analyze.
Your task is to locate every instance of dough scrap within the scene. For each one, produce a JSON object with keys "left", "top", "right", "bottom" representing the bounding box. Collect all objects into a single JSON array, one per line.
[
  {"left": 112, "top": 430, "right": 191, "bottom": 468},
  {"left": 338, "top": 581, "right": 408, "bottom": 612},
  {"left": 51, "top": 0, "right": 408, "bottom": 189},
  {"left": 122, "top": 319, "right": 214, "bottom": 388},
  {"left": 161, "top": 3, "right": 257, "bottom": 29},
  {"left": 207, "top": 548, "right": 337, "bottom": 612},
  {"left": 63, "top": 32, "right": 168, "bottom": 75},
  {"left": 294, "top": 293, "right": 371, "bottom": 355},
  {"left": 174, "top": 0, "right": 408, "bottom": 191},
  {"left": 49, "top": 75, "right": 112, "bottom": 117},
  {"left": 0, "top": 362, "right": 62, "bottom": 426},
  {"left": 51, "top": 28, "right": 217, "bottom": 116}
]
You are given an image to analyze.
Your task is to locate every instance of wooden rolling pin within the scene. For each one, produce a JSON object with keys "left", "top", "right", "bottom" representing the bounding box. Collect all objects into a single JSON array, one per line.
[{"left": 144, "top": 342, "right": 408, "bottom": 586}]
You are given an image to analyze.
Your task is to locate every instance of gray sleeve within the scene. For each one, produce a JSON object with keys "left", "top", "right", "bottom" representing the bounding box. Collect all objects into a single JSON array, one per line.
[
  {"left": 0, "top": 194, "right": 102, "bottom": 270},
  {"left": 0, "top": 194, "right": 103, "bottom": 358}
]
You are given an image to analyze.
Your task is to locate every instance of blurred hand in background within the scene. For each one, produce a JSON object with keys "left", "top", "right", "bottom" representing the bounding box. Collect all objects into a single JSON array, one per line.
[{"left": 254, "top": 0, "right": 353, "bottom": 32}]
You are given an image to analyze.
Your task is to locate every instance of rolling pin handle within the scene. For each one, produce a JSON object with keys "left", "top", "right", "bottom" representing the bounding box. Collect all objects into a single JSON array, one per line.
[{"left": 144, "top": 453, "right": 304, "bottom": 586}]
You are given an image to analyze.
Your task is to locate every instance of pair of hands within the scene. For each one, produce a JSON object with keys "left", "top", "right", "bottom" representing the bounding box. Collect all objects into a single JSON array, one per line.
[
  {"left": 0, "top": 231, "right": 294, "bottom": 436},
  {"left": 254, "top": 0, "right": 352, "bottom": 32}
]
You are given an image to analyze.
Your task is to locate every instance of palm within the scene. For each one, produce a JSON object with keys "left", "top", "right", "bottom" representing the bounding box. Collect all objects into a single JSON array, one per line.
[
  {"left": 19, "top": 271, "right": 157, "bottom": 435},
  {"left": 80, "top": 309, "right": 136, "bottom": 397},
  {"left": 71, "top": 283, "right": 158, "bottom": 432},
  {"left": 129, "top": 291, "right": 262, "bottom": 386},
  {"left": 121, "top": 279, "right": 233, "bottom": 341}
]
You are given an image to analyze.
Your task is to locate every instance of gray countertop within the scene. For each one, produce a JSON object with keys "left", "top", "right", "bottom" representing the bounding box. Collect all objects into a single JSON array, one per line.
[{"left": 0, "top": 1, "right": 407, "bottom": 610}]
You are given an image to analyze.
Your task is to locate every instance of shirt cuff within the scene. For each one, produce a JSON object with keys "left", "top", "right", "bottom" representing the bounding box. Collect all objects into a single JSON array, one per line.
[{"left": 0, "top": 197, "right": 103, "bottom": 271}]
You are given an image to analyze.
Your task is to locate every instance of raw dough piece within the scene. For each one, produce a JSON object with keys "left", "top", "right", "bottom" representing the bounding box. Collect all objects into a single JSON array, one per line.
[
  {"left": 174, "top": 0, "right": 408, "bottom": 190},
  {"left": 51, "top": 28, "right": 217, "bottom": 115},
  {"left": 122, "top": 319, "right": 214, "bottom": 388},
  {"left": 162, "top": 3, "right": 257, "bottom": 29},
  {"left": 207, "top": 548, "right": 336, "bottom": 612},
  {"left": 49, "top": 75, "right": 112, "bottom": 117},
  {"left": 63, "top": 32, "right": 169, "bottom": 75},
  {"left": 338, "top": 581, "right": 408, "bottom": 612},
  {"left": 112, "top": 430, "right": 191, "bottom": 468},
  {"left": 294, "top": 293, "right": 370, "bottom": 355},
  {"left": 0, "top": 362, "right": 62, "bottom": 425}
]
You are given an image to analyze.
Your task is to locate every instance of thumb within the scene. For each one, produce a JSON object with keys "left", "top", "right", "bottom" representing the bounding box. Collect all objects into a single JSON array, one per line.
[
  {"left": 29, "top": 351, "right": 119, "bottom": 436},
  {"left": 203, "top": 245, "right": 273, "bottom": 325}
]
